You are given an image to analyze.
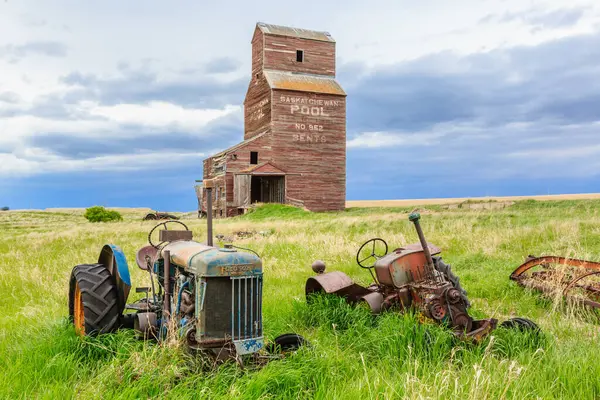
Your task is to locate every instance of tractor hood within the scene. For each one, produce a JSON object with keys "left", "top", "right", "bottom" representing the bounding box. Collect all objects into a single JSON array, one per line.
[{"left": 161, "top": 241, "right": 262, "bottom": 277}]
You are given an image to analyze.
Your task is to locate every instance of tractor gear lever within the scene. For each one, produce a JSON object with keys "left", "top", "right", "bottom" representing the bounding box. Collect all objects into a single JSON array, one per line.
[{"left": 408, "top": 212, "right": 434, "bottom": 269}]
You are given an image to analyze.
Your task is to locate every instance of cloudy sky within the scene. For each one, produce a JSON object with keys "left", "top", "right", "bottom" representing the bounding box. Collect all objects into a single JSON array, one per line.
[{"left": 1, "top": 0, "right": 599, "bottom": 211}]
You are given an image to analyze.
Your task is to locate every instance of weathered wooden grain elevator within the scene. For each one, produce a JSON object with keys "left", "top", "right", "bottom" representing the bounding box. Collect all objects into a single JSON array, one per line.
[{"left": 198, "top": 22, "right": 346, "bottom": 217}]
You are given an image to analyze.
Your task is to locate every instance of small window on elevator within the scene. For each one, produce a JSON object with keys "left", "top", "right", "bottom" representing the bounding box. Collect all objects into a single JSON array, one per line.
[
  {"left": 296, "top": 50, "right": 304, "bottom": 62},
  {"left": 250, "top": 151, "right": 258, "bottom": 164}
]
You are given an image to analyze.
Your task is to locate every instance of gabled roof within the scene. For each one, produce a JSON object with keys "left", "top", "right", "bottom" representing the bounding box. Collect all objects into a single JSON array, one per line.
[
  {"left": 256, "top": 22, "right": 335, "bottom": 43},
  {"left": 263, "top": 70, "right": 346, "bottom": 96},
  {"left": 239, "top": 161, "right": 287, "bottom": 175}
]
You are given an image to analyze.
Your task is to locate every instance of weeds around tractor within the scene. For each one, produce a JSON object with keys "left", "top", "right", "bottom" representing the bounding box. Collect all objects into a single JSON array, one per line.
[{"left": 4, "top": 201, "right": 600, "bottom": 398}]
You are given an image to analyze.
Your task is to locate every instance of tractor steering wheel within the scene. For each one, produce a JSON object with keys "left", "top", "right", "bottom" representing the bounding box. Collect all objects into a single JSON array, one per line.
[
  {"left": 356, "top": 238, "right": 388, "bottom": 269},
  {"left": 148, "top": 220, "right": 190, "bottom": 249}
]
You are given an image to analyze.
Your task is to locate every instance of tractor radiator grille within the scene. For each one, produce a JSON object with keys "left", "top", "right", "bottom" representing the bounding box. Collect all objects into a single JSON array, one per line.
[
  {"left": 231, "top": 275, "right": 263, "bottom": 340},
  {"left": 202, "top": 275, "right": 263, "bottom": 340}
]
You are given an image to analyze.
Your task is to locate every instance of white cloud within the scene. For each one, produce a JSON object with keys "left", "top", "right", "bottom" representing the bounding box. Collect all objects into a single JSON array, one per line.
[
  {"left": 0, "top": 100, "right": 239, "bottom": 176},
  {"left": 0, "top": 149, "right": 208, "bottom": 177},
  {"left": 347, "top": 131, "right": 444, "bottom": 148},
  {"left": 88, "top": 102, "right": 240, "bottom": 131},
  {"left": 506, "top": 143, "right": 600, "bottom": 159},
  {"left": 0, "top": 0, "right": 599, "bottom": 182},
  {"left": 0, "top": 101, "right": 241, "bottom": 146}
]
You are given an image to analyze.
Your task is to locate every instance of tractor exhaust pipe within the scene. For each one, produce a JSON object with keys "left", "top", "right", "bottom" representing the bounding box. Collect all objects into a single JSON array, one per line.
[
  {"left": 204, "top": 179, "right": 214, "bottom": 247},
  {"left": 163, "top": 249, "right": 171, "bottom": 320},
  {"left": 409, "top": 212, "right": 434, "bottom": 269}
]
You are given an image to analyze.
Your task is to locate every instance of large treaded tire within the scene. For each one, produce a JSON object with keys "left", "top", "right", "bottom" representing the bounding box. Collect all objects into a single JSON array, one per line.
[{"left": 68, "top": 263, "right": 120, "bottom": 336}]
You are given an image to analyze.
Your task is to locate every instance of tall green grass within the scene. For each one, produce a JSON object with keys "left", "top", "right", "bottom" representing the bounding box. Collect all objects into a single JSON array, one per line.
[{"left": 1, "top": 200, "right": 600, "bottom": 399}]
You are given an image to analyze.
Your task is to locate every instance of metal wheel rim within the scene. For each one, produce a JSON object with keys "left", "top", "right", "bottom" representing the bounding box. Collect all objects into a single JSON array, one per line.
[{"left": 73, "top": 282, "right": 85, "bottom": 336}]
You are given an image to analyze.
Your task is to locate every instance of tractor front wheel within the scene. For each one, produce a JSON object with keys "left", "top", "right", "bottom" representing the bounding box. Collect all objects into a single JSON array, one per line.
[{"left": 68, "top": 263, "right": 120, "bottom": 336}]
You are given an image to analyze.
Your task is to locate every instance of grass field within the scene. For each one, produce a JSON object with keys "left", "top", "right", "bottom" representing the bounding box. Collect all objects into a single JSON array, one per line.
[
  {"left": 346, "top": 192, "right": 600, "bottom": 208},
  {"left": 1, "top": 200, "right": 600, "bottom": 399}
]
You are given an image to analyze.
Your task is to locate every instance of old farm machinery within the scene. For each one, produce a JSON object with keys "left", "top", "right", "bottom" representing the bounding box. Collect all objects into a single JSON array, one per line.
[
  {"left": 68, "top": 179, "right": 306, "bottom": 364},
  {"left": 510, "top": 255, "right": 600, "bottom": 311},
  {"left": 142, "top": 211, "right": 180, "bottom": 221},
  {"left": 305, "top": 213, "right": 540, "bottom": 341}
]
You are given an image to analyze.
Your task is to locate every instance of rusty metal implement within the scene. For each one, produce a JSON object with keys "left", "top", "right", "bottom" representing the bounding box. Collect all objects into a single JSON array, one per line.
[
  {"left": 510, "top": 255, "right": 600, "bottom": 310},
  {"left": 306, "top": 213, "right": 540, "bottom": 342}
]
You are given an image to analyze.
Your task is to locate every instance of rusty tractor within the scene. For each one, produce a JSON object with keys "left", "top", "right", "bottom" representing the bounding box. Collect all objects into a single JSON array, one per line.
[
  {"left": 68, "top": 179, "right": 306, "bottom": 365},
  {"left": 143, "top": 211, "right": 179, "bottom": 221},
  {"left": 305, "top": 212, "right": 540, "bottom": 341},
  {"left": 511, "top": 255, "right": 600, "bottom": 311}
]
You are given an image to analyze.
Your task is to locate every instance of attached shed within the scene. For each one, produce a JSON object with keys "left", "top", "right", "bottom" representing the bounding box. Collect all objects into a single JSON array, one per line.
[{"left": 199, "top": 22, "right": 347, "bottom": 218}]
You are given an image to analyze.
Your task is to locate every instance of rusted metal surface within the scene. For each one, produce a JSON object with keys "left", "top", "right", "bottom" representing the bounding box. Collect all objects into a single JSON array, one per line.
[
  {"left": 264, "top": 71, "right": 345, "bottom": 95},
  {"left": 306, "top": 271, "right": 357, "bottom": 294},
  {"left": 206, "top": 184, "right": 214, "bottom": 246},
  {"left": 393, "top": 242, "right": 442, "bottom": 256},
  {"left": 409, "top": 213, "right": 434, "bottom": 269},
  {"left": 143, "top": 212, "right": 178, "bottom": 221},
  {"left": 159, "top": 230, "right": 193, "bottom": 242},
  {"left": 200, "top": 22, "right": 346, "bottom": 217},
  {"left": 510, "top": 255, "right": 600, "bottom": 310},
  {"left": 305, "top": 213, "right": 539, "bottom": 342},
  {"left": 163, "top": 249, "right": 171, "bottom": 321}
]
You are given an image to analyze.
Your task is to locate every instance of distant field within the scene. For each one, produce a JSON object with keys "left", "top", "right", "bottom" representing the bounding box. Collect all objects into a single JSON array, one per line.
[
  {"left": 347, "top": 193, "right": 600, "bottom": 208},
  {"left": 2, "top": 200, "right": 600, "bottom": 399}
]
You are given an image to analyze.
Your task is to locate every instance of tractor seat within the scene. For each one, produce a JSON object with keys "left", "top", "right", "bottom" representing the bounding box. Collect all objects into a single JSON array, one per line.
[{"left": 136, "top": 245, "right": 159, "bottom": 271}]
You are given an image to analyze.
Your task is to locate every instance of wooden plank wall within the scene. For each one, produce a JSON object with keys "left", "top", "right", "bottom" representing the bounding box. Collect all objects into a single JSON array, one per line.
[
  {"left": 263, "top": 35, "right": 335, "bottom": 76},
  {"left": 244, "top": 76, "right": 271, "bottom": 140},
  {"left": 202, "top": 25, "right": 347, "bottom": 217},
  {"left": 271, "top": 89, "right": 346, "bottom": 212}
]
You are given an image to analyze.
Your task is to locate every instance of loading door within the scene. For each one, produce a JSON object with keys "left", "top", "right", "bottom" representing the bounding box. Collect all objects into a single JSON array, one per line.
[{"left": 250, "top": 176, "right": 285, "bottom": 204}]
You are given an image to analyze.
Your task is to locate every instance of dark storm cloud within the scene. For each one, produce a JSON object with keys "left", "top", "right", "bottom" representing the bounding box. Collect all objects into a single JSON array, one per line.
[
  {"left": 59, "top": 68, "right": 247, "bottom": 109},
  {"left": 9, "top": 30, "right": 600, "bottom": 201},
  {"left": 204, "top": 57, "right": 242, "bottom": 74},
  {"left": 343, "top": 32, "right": 600, "bottom": 135},
  {"left": 27, "top": 111, "right": 242, "bottom": 159},
  {"left": 0, "top": 41, "right": 67, "bottom": 62},
  {"left": 342, "top": 31, "right": 600, "bottom": 197}
]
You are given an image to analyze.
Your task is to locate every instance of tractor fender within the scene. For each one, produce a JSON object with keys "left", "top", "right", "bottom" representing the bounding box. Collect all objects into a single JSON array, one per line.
[
  {"left": 305, "top": 271, "right": 373, "bottom": 304},
  {"left": 360, "top": 292, "right": 383, "bottom": 314},
  {"left": 98, "top": 244, "right": 131, "bottom": 314},
  {"left": 306, "top": 271, "right": 354, "bottom": 296}
]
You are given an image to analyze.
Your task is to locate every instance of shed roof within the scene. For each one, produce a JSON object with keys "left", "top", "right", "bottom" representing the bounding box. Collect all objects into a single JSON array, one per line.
[
  {"left": 263, "top": 70, "right": 346, "bottom": 96},
  {"left": 257, "top": 22, "right": 335, "bottom": 43},
  {"left": 207, "top": 130, "right": 268, "bottom": 161}
]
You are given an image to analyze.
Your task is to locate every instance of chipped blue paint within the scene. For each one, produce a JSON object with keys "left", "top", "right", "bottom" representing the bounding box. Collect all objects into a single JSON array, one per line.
[
  {"left": 107, "top": 244, "right": 131, "bottom": 286},
  {"left": 186, "top": 247, "right": 262, "bottom": 277},
  {"left": 98, "top": 244, "right": 131, "bottom": 311},
  {"left": 233, "top": 337, "right": 264, "bottom": 355}
]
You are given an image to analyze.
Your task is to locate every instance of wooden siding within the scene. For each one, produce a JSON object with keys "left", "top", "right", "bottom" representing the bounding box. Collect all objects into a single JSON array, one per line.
[
  {"left": 251, "top": 28, "right": 264, "bottom": 79},
  {"left": 204, "top": 132, "right": 275, "bottom": 217},
  {"left": 270, "top": 89, "right": 346, "bottom": 212},
  {"left": 263, "top": 34, "right": 335, "bottom": 76},
  {"left": 244, "top": 75, "right": 271, "bottom": 140},
  {"left": 202, "top": 23, "right": 346, "bottom": 217}
]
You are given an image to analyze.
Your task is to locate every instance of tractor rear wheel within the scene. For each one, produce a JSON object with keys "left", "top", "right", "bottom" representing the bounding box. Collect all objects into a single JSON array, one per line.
[{"left": 68, "top": 263, "right": 120, "bottom": 336}]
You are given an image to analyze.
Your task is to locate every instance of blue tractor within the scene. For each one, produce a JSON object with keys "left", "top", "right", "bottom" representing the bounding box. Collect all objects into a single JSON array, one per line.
[{"left": 68, "top": 179, "right": 305, "bottom": 363}]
